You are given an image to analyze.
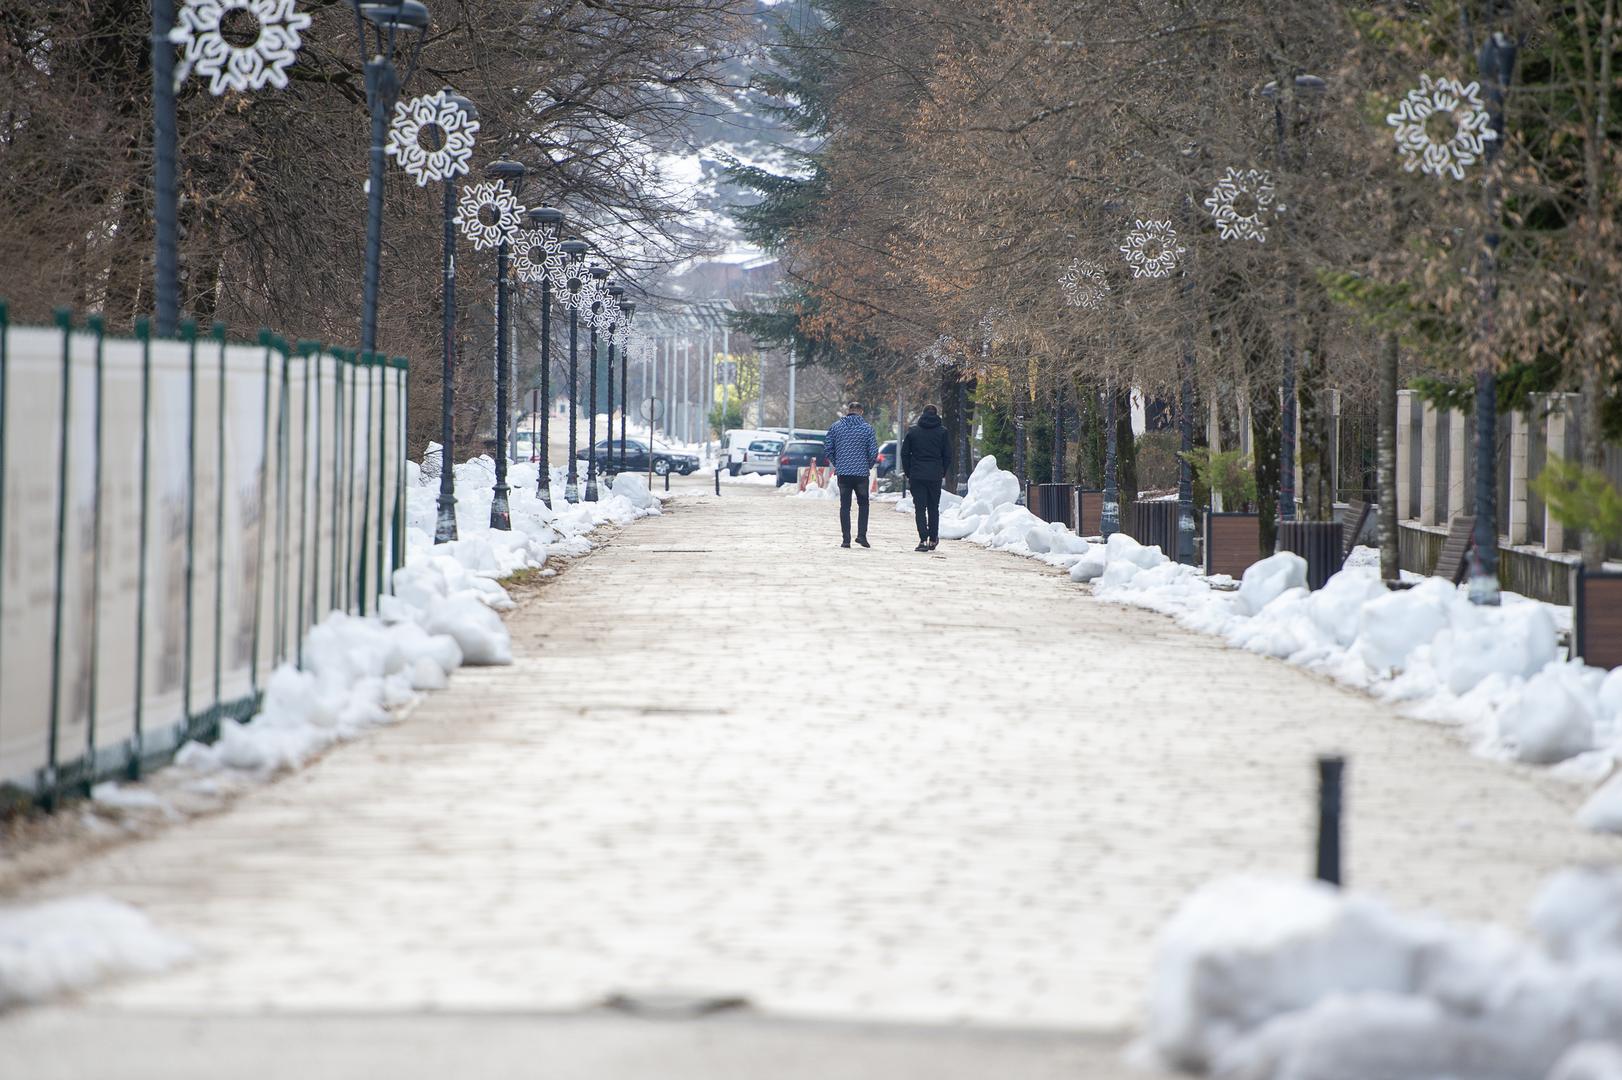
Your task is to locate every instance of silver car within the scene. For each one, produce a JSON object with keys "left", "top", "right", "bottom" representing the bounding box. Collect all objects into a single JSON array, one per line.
[{"left": 741, "top": 438, "right": 785, "bottom": 476}]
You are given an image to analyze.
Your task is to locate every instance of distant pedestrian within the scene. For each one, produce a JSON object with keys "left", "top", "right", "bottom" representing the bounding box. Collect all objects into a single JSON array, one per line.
[
  {"left": 901, "top": 403, "right": 952, "bottom": 552},
  {"left": 824, "top": 401, "right": 878, "bottom": 548}
]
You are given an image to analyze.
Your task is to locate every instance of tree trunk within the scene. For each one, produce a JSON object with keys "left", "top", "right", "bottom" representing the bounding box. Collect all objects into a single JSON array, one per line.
[
  {"left": 1116, "top": 383, "right": 1137, "bottom": 529},
  {"left": 1377, "top": 332, "right": 1401, "bottom": 583}
]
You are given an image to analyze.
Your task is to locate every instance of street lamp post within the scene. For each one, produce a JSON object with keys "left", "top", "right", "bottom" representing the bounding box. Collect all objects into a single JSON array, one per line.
[
  {"left": 584, "top": 264, "right": 610, "bottom": 502},
  {"left": 559, "top": 241, "right": 590, "bottom": 502},
  {"left": 431, "top": 93, "right": 479, "bottom": 543},
  {"left": 351, "top": 1, "right": 430, "bottom": 355},
  {"left": 605, "top": 283, "right": 625, "bottom": 477},
  {"left": 483, "top": 159, "right": 525, "bottom": 530},
  {"left": 619, "top": 302, "right": 635, "bottom": 472},
  {"left": 523, "top": 207, "right": 565, "bottom": 507}
]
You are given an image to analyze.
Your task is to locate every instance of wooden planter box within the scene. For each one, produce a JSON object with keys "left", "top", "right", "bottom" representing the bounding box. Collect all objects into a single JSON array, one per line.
[
  {"left": 1027, "top": 483, "right": 1076, "bottom": 528},
  {"left": 1127, "top": 501, "right": 1180, "bottom": 557},
  {"left": 1278, "top": 520, "right": 1347, "bottom": 591},
  {"left": 1073, "top": 490, "right": 1104, "bottom": 537},
  {"left": 1205, "top": 512, "right": 1261, "bottom": 579},
  {"left": 1575, "top": 569, "right": 1622, "bottom": 670}
]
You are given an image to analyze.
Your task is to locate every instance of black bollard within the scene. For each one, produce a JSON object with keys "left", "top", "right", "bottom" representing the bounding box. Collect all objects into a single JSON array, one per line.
[
  {"left": 1316, "top": 756, "right": 1344, "bottom": 887},
  {"left": 714, "top": 467, "right": 721, "bottom": 496},
  {"left": 664, "top": 468, "right": 671, "bottom": 492}
]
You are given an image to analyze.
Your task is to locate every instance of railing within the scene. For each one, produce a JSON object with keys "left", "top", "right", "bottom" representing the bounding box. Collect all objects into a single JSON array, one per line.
[{"left": 0, "top": 306, "right": 408, "bottom": 809}]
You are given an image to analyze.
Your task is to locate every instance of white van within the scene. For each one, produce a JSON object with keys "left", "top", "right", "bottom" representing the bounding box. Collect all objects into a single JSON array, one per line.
[{"left": 720, "top": 429, "right": 771, "bottom": 475}]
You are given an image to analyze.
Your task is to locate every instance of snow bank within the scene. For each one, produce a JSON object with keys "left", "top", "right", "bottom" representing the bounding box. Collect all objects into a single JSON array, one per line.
[
  {"left": 1148, "top": 872, "right": 1622, "bottom": 1079},
  {"left": 175, "top": 453, "right": 660, "bottom": 778},
  {"left": 0, "top": 895, "right": 191, "bottom": 1008},
  {"left": 931, "top": 463, "right": 1621, "bottom": 828}
]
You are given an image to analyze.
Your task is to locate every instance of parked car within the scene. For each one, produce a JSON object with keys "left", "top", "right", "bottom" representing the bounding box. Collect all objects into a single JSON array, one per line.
[
  {"left": 741, "top": 438, "right": 785, "bottom": 476},
  {"left": 776, "top": 439, "right": 830, "bottom": 487},
  {"left": 876, "top": 440, "right": 898, "bottom": 477},
  {"left": 720, "top": 428, "right": 771, "bottom": 475},
  {"left": 575, "top": 438, "right": 699, "bottom": 476}
]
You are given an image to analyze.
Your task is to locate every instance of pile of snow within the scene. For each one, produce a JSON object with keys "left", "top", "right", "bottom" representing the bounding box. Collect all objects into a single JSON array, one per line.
[
  {"left": 934, "top": 456, "right": 1622, "bottom": 832},
  {"left": 0, "top": 896, "right": 191, "bottom": 1008},
  {"left": 1149, "top": 871, "right": 1622, "bottom": 1079},
  {"left": 720, "top": 471, "right": 778, "bottom": 486},
  {"left": 175, "top": 450, "right": 662, "bottom": 778}
]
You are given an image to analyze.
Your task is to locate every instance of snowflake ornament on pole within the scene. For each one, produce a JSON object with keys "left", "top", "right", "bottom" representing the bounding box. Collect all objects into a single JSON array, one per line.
[
  {"left": 1203, "top": 168, "right": 1276, "bottom": 242},
  {"left": 1058, "top": 259, "right": 1111, "bottom": 308},
  {"left": 386, "top": 91, "right": 479, "bottom": 186},
  {"left": 562, "top": 260, "right": 594, "bottom": 308},
  {"left": 171, "top": 0, "right": 312, "bottom": 95},
  {"left": 512, "top": 228, "right": 564, "bottom": 284},
  {"left": 1118, "top": 220, "right": 1186, "bottom": 279},
  {"left": 455, "top": 182, "right": 526, "bottom": 251},
  {"left": 1386, "top": 75, "right": 1495, "bottom": 181}
]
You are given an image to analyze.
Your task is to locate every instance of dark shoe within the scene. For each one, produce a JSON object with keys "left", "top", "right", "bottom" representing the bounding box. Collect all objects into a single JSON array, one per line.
[
  {"left": 855, "top": 537, "right": 870, "bottom": 548},
  {"left": 841, "top": 540, "right": 851, "bottom": 548},
  {"left": 914, "top": 542, "right": 929, "bottom": 552},
  {"left": 927, "top": 540, "right": 939, "bottom": 550}
]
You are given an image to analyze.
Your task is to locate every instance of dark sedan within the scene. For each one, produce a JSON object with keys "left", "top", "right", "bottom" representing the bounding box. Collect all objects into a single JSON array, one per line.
[
  {"left": 576, "top": 438, "right": 699, "bottom": 476},
  {"left": 775, "top": 439, "right": 829, "bottom": 487}
]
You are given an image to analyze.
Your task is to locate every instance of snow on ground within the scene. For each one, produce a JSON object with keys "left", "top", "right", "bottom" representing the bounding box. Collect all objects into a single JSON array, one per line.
[
  {"left": 942, "top": 456, "right": 1622, "bottom": 833},
  {"left": 1147, "top": 869, "right": 1622, "bottom": 1079},
  {"left": 720, "top": 470, "right": 778, "bottom": 486},
  {"left": 176, "top": 450, "right": 661, "bottom": 778},
  {"left": 0, "top": 896, "right": 192, "bottom": 1008}
]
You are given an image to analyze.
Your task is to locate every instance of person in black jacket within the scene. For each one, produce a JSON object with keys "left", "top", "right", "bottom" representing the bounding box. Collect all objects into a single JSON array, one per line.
[{"left": 900, "top": 404, "right": 953, "bottom": 551}]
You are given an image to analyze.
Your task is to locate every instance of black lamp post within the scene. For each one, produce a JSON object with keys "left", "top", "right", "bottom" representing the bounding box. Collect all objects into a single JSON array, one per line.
[
  {"left": 584, "top": 264, "right": 610, "bottom": 502},
  {"left": 434, "top": 91, "right": 479, "bottom": 544},
  {"left": 619, "top": 301, "right": 635, "bottom": 472},
  {"left": 525, "top": 208, "right": 565, "bottom": 507},
  {"left": 605, "top": 283, "right": 625, "bottom": 476},
  {"left": 1263, "top": 73, "right": 1327, "bottom": 526},
  {"left": 560, "top": 241, "right": 590, "bottom": 502},
  {"left": 484, "top": 158, "right": 526, "bottom": 530},
  {"left": 351, "top": 0, "right": 430, "bottom": 355}
]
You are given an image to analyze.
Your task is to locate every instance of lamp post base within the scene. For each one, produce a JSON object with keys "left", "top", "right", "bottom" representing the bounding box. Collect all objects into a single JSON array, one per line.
[
  {"left": 490, "top": 484, "right": 511, "bottom": 531},
  {"left": 434, "top": 492, "right": 458, "bottom": 544},
  {"left": 538, "top": 478, "right": 552, "bottom": 509},
  {"left": 584, "top": 477, "right": 599, "bottom": 502},
  {"left": 565, "top": 479, "right": 579, "bottom": 504}
]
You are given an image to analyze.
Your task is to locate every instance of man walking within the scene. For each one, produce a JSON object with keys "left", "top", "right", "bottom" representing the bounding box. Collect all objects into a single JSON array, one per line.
[
  {"left": 824, "top": 401, "right": 878, "bottom": 548},
  {"left": 901, "top": 403, "right": 952, "bottom": 551}
]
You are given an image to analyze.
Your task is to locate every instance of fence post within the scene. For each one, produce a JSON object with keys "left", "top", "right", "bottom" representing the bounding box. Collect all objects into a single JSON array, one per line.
[
  {"left": 131, "top": 318, "right": 153, "bottom": 778},
  {"left": 180, "top": 319, "right": 199, "bottom": 742},
  {"left": 0, "top": 303, "right": 7, "bottom": 759},
  {"left": 44, "top": 309, "right": 73, "bottom": 809},
  {"left": 212, "top": 323, "right": 227, "bottom": 730},
  {"left": 86, "top": 315, "right": 107, "bottom": 787}
]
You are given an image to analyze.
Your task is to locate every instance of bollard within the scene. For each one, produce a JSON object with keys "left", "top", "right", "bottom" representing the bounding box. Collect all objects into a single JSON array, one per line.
[
  {"left": 1316, "top": 756, "right": 1344, "bottom": 887},
  {"left": 664, "top": 468, "right": 671, "bottom": 492},
  {"left": 714, "top": 466, "right": 721, "bottom": 496}
]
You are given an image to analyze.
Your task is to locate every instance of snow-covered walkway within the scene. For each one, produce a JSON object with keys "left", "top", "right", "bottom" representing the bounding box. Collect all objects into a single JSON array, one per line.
[{"left": 3, "top": 488, "right": 1616, "bottom": 1074}]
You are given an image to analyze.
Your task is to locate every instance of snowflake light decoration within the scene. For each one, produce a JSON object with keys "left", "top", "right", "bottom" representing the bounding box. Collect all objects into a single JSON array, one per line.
[
  {"left": 511, "top": 228, "right": 565, "bottom": 285},
  {"left": 1385, "top": 75, "right": 1495, "bottom": 181},
  {"left": 170, "top": 0, "right": 312, "bottom": 96},
  {"left": 920, "top": 334, "right": 961, "bottom": 368},
  {"left": 1203, "top": 168, "right": 1276, "bottom": 242},
  {"left": 454, "top": 182, "right": 526, "bottom": 251},
  {"left": 1058, "top": 259, "right": 1111, "bottom": 308},
  {"left": 1118, "top": 220, "right": 1186, "bottom": 279},
  {"left": 386, "top": 91, "right": 478, "bottom": 187},
  {"left": 588, "top": 283, "right": 618, "bottom": 332},
  {"left": 561, "top": 262, "right": 594, "bottom": 309},
  {"left": 613, "top": 320, "right": 631, "bottom": 350}
]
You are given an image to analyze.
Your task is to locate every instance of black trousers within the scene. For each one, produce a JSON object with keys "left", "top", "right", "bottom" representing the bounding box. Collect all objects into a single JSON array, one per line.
[
  {"left": 837, "top": 475, "right": 870, "bottom": 542},
  {"left": 910, "top": 478, "right": 943, "bottom": 542}
]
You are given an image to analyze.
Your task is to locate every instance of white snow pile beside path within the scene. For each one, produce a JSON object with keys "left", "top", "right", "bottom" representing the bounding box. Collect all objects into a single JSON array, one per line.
[
  {"left": 1149, "top": 870, "right": 1622, "bottom": 1080},
  {"left": 720, "top": 471, "right": 777, "bottom": 486},
  {"left": 176, "top": 451, "right": 661, "bottom": 778},
  {"left": 0, "top": 895, "right": 191, "bottom": 1008},
  {"left": 943, "top": 456, "right": 1622, "bottom": 831}
]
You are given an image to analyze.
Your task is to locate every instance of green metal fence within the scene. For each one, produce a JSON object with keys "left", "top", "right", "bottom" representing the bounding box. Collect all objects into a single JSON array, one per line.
[{"left": 0, "top": 304, "right": 408, "bottom": 811}]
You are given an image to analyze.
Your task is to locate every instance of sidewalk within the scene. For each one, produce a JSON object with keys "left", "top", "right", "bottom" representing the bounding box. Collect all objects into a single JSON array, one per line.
[{"left": 2, "top": 488, "right": 1613, "bottom": 1074}]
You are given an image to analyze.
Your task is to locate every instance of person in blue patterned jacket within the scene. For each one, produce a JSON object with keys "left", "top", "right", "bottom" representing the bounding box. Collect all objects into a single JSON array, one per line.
[{"left": 824, "top": 401, "right": 879, "bottom": 548}]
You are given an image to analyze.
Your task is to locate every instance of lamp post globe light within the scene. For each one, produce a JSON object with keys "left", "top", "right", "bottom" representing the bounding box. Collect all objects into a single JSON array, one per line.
[
  {"left": 618, "top": 300, "right": 635, "bottom": 472},
  {"left": 559, "top": 240, "right": 591, "bottom": 502},
  {"left": 523, "top": 207, "right": 565, "bottom": 507},
  {"left": 349, "top": 0, "right": 430, "bottom": 355},
  {"left": 604, "top": 283, "right": 626, "bottom": 478},
  {"left": 384, "top": 87, "right": 480, "bottom": 544},
  {"left": 1261, "top": 73, "right": 1327, "bottom": 526},
  {"left": 583, "top": 264, "right": 612, "bottom": 501}
]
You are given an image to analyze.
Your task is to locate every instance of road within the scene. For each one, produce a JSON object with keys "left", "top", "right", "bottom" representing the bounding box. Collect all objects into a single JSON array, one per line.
[{"left": 3, "top": 485, "right": 1614, "bottom": 1076}]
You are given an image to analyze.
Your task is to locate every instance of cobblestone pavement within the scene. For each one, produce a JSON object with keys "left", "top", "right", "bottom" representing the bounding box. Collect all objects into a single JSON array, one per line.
[{"left": 4, "top": 487, "right": 1617, "bottom": 1073}]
